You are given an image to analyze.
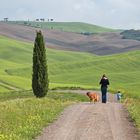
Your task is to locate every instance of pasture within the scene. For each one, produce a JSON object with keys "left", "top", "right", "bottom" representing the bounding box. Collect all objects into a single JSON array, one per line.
[
  {"left": 8, "top": 21, "right": 115, "bottom": 33},
  {"left": 0, "top": 36, "right": 140, "bottom": 98},
  {"left": 0, "top": 36, "right": 140, "bottom": 138}
]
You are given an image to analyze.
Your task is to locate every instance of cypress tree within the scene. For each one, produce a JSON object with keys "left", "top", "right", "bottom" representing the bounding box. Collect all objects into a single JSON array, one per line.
[{"left": 32, "top": 31, "right": 48, "bottom": 97}]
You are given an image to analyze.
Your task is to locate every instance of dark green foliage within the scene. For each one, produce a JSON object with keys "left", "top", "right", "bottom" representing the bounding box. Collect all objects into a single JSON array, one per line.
[
  {"left": 80, "top": 32, "right": 94, "bottom": 36},
  {"left": 121, "top": 29, "right": 140, "bottom": 41},
  {"left": 32, "top": 31, "right": 48, "bottom": 97}
]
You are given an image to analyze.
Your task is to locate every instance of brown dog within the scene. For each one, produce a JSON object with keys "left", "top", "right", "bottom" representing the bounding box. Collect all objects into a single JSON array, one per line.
[{"left": 86, "top": 92, "right": 99, "bottom": 103}]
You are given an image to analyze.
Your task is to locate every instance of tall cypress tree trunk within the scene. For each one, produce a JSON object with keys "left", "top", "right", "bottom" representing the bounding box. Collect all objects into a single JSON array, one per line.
[{"left": 32, "top": 31, "right": 48, "bottom": 97}]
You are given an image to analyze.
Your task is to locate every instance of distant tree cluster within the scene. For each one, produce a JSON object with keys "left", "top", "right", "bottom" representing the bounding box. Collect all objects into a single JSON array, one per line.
[
  {"left": 35, "top": 18, "right": 54, "bottom": 22},
  {"left": 80, "top": 32, "right": 94, "bottom": 36},
  {"left": 36, "top": 18, "right": 45, "bottom": 22},
  {"left": 3, "top": 18, "right": 8, "bottom": 22},
  {"left": 121, "top": 29, "right": 140, "bottom": 41},
  {"left": 1, "top": 18, "right": 54, "bottom": 23}
]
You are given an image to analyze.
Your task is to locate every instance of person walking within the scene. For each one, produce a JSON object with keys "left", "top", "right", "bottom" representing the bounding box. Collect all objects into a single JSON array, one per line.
[{"left": 99, "top": 74, "right": 110, "bottom": 103}]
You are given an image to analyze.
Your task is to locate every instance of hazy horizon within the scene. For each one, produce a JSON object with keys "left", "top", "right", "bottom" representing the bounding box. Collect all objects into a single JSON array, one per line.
[{"left": 1, "top": 0, "right": 140, "bottom": 30}]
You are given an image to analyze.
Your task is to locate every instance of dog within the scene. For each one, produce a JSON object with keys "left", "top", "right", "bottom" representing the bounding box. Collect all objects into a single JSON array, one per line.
[{"left": 86, "top": 92, "right": 99, "bottom": 103}]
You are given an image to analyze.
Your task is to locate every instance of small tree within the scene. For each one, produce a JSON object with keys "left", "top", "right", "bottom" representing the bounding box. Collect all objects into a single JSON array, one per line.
[{"left": 32, "top": 31, "right": 48, "bottom": 97}]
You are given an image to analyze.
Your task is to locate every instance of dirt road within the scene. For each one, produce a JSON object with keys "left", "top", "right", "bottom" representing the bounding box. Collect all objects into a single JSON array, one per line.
[{"left": 36, "top": 92, "right": 139, "bottom": 140}]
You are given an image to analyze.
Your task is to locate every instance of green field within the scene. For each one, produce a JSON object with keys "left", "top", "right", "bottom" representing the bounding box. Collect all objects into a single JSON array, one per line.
[
  {"left": 0, "top": 91, "right": 88, "bottom": 140},
  {"left": 8, "top": 21, "right": 115, "bottom": 33},
  {"left": 0, "top": 35, "right": 139, "bottom": 96},
  {"left": 0, "top": 35, "right": 140, "bottom": 98}
]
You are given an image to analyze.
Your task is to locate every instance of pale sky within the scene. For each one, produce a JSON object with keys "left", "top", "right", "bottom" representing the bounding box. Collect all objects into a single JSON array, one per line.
[{"left": 1, "top": 0, "right": 140, "bottom": 29}]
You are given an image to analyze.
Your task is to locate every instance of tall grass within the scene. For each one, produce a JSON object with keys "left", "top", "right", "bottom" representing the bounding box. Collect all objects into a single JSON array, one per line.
[
  {"left": 124, "top": 98, "right": 140, "bottom": 133},
  {"left": 0, "top": 91, "right": 88, "bottom": 140}
]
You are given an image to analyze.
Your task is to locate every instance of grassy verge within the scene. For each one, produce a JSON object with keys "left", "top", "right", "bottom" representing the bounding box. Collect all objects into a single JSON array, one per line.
[
  {"left": 124, "top": 98, "right": 140, "bottom": 134},
  {"left": 0, "top": 91, "right": 88, "bottom": 140}
]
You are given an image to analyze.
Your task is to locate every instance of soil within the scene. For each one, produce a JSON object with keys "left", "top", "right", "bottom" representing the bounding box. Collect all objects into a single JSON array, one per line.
[
  {"left": 36, "top": 91, "right": 139, "bottom": 140},
  {"left": 1, "top": 22, "right": 140, "bottom": 55}
]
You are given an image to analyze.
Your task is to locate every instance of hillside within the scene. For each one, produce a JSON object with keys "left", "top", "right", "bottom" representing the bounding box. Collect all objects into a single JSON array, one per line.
[
  {"left": 0, "top": 36, "right": 140, "bottom": 140},
  {"left": 8, "top": 21, "right": 115, "bottom": 33},
  {"left": 0, "top": 36, "right": 140, "bottom": 99},
  {"left": 0, "top": 22, "right": 140, "bottom": 55}
]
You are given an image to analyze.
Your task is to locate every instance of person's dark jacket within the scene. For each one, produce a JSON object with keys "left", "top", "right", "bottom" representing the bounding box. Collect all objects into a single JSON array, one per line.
[{"left": 99, "top": 78, "right": 109, "bottom": 88}]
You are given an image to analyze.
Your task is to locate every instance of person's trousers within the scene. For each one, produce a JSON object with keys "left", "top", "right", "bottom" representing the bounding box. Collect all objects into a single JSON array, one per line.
[{"left": 101, "top": 87, "right": 107, "bottom": 103}]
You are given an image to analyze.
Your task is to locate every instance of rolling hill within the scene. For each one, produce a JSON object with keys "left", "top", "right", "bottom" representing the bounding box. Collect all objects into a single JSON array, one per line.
[
  {"left": 0, "top": 23, "right": 140, "bottom": 139},
  {"left": 8, "top": 21, "right": 115, "bottom": 33},
  {"left": 0, "top": 36, "right": 140, "bottom": 99},
  {"left": 0, "top": 22, "right": 140, "bottom": 55}
]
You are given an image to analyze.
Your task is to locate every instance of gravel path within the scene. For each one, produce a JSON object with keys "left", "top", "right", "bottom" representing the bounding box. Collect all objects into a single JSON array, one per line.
[{"left": 36, "top": 91, "right": 139, "bottom": 140}]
